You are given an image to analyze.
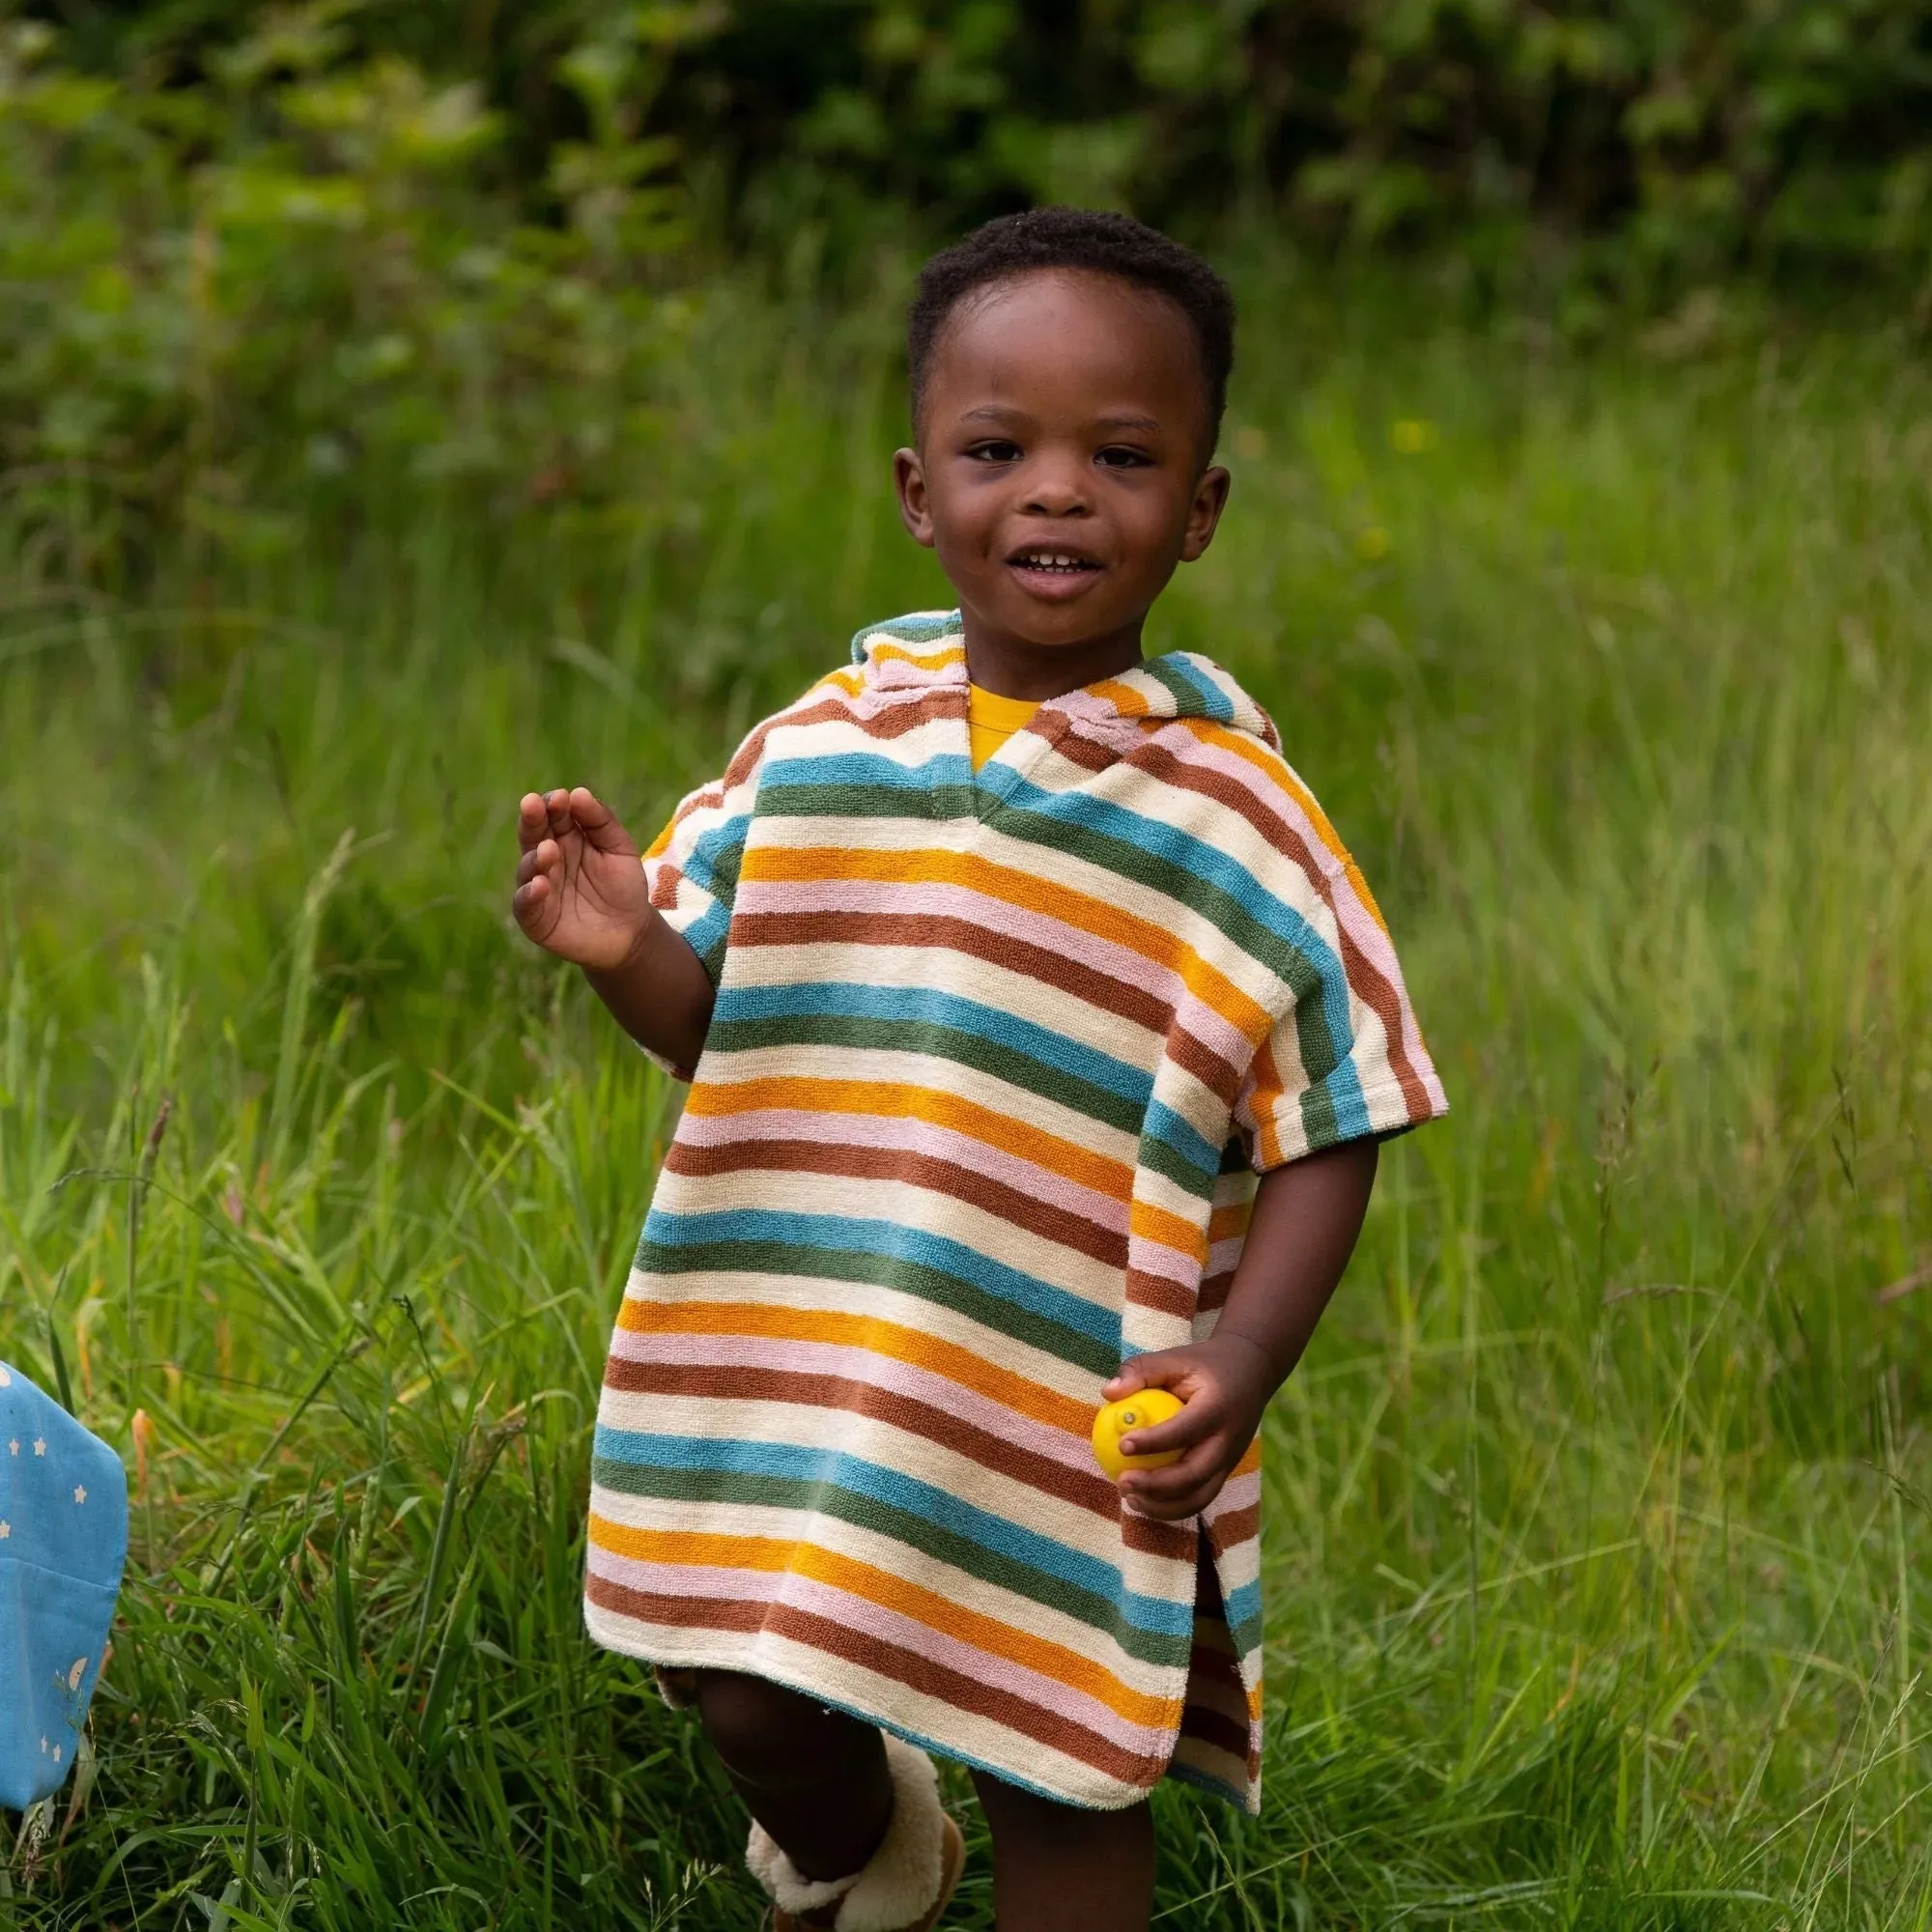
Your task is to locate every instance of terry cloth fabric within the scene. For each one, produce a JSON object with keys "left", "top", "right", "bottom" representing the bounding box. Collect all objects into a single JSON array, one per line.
[
  {"left": 585, "top": 610, "right": 1447, "bottom": 1812},
  {"left": 966, "top": 684, "right": 1040, "bottom": 772},
  {"left": 0, "top": 1363, "right": 128, "bottom": 1810}
]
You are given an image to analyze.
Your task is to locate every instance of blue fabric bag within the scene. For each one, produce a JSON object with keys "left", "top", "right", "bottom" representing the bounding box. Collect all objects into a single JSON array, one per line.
[{"left": 0, "top": 1361, "right": 128, "bottom": 1811}]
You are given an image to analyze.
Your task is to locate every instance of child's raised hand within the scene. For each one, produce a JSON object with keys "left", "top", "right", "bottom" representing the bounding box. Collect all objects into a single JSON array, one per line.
[
  {"left": 1098, "top": 1333, "right": 1275, "bottom": 1522},
  {"left": 513, "top": 787, "right": 654, "bottom": 971}
]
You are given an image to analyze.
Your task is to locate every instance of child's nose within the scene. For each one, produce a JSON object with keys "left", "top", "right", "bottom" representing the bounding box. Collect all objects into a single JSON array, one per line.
[{"left": 1020, "top": 455, "right": 1091, "bottom": 516}]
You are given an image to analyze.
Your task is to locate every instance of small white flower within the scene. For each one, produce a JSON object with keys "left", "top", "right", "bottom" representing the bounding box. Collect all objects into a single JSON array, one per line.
[
  {"left": 33, "top": 1438, "right": 45, "bottom": 1456},
  {"left": 0, "top": 1366, "right": 12, "bottom": 1386},
  {"left": 52, "top": 1745, "right": 61, "bottom": 1765},
  {"left": 0, "top": 1520, "right": 10, "bottom": 1539},
  {"left": 6, "top": 1439, "right": 15, "bottom": 1455},
  {"left": 39, "top": 1737, "right": 47, "bottom": 1754},
  {"left": 73, "top": 1485, "right": 86, "bottom": 1504},
  {"left": 69, "top": 1658, "right": 87, "bottom": 1691}
]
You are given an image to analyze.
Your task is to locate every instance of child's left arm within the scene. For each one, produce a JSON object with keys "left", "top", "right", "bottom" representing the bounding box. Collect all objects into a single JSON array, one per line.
[{"left": 1100, "top": 1139, "right": 1379, "bottom": 1522}]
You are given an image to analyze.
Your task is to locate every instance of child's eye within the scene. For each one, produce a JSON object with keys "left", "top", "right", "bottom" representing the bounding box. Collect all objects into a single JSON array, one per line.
[
  {"left": 1095, "top": 446, "right": 1153, "bottom": 469},
  {"left": 966, "top": 440, "right": 1023, "bottom": 464}
]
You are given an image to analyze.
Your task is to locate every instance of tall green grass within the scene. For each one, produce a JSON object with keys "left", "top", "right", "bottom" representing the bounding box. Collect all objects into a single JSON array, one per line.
[{"left": 2, "top": 280, "right": 1929, "bottom": 1927}]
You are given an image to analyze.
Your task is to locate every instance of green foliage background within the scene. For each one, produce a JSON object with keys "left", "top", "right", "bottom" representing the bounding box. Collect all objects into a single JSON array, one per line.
[
  {"left": 4, "top": 5, "right": 1932, "bottom": 1926},
  {"left": 8, "top": 0, "right": 1932, "bottom": 571}
]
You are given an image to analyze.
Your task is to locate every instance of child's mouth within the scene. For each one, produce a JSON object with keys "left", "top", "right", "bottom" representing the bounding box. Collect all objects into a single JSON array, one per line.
[{"left": 1007, "top": 549, "right": 1103, "bottom": 595}]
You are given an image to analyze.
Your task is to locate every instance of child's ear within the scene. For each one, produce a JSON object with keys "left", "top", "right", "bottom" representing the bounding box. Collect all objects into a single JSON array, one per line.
[
  {"left": 1180, "top": 463, "right": 1233, "bottom": 563},
  {"left": 894, "top": 446, "right": 937, "bottom": 549}
]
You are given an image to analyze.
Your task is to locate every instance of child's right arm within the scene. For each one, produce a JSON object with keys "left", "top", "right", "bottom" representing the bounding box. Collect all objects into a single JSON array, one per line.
[{"left": 511, "top": 786, "right": 716, "bottom": 1072}]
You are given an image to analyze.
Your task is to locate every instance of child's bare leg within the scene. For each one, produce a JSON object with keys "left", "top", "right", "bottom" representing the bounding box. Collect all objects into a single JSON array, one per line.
[
  {"left": 692, "top": 1668, "right": 894, "bottom": 1882},
  {"left": 970, "top": 1770, "right": 1155, "bottom": 1931}
]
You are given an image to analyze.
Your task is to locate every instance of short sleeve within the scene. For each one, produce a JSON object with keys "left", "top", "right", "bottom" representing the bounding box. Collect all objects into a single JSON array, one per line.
[
  {"left": 642, "top": 777, "right": 739, "bottom": 990},
  {"left": 637, "top": 724, "right": 766, "bottom": 1079},
  {"left": 1233, "top": 834, "right": 1448, "bottom": 1171}
]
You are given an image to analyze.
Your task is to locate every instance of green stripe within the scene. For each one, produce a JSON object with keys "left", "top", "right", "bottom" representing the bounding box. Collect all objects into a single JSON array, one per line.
[
  {"left": 1138, "top": 1130, "right": 1219, "bottom": 1201},
  {"left": 759, "top": 780, "right": 980, "bottom": 823},
  {"left": 634, "top": 1236, "right": 1119, "bottom": 1377},
  {"left": 1138, "top": 657, "right": 1209, "bottom": 713},
  {"left": 590, "top": 1456, "right": 1191, "bottom": 1668},
  {"left": 1297, "top": 1080, "right": 1340, "bottom": 1153},
  {"left": 703, "top": 1013, "right": 1146, "bottom": 1140}
]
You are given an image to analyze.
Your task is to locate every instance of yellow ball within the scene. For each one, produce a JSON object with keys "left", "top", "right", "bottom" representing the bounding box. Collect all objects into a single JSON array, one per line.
[{"left": 1091, "top": 1388, "right": 1185, "bottom": 1481}]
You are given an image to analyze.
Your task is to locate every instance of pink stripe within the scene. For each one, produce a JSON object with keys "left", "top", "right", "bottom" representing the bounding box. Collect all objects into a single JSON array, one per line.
[
  {"left": 606, "top": 1328, "right": 1096, "bottom": 1472},
  {"left": 585, "top": 1547, "right": 1163, "bottom": 1756},
  {"left": 1126, "top": 1232, "right": 1199, "bottom": 1287},
  {"left": 676, "top": 1105, "right": 1131, "bottom": 1228}
]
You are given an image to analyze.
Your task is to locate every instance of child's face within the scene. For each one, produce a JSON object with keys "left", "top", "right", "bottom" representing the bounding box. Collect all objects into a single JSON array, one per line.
[{"left": 895, "top": 270, "right": 1231, "bottom": 677}]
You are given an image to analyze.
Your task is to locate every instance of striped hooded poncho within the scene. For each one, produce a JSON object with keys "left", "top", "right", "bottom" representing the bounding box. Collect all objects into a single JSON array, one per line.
[{"left": 585, "top": 611, "right": 1446, "bottom": 1812}]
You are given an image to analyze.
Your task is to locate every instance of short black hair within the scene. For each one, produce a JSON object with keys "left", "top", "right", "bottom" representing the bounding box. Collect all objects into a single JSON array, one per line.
[{"left": 907, "top": 207, "right": 1236, "bottom": 455}]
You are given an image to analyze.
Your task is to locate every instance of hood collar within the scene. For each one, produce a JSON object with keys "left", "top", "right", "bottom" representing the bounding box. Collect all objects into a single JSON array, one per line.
[{"left": 849, "top": 610, "right": 1280, "bottom": 749}]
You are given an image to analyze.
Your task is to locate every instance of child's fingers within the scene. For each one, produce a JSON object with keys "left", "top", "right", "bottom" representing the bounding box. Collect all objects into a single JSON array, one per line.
[
  {"left": 511, "top": 874, "right": 553, "bottom": 930},
  {"left": 1120, "top": 1440, "right": 1230, "bottom": 1518},
  {"left": 568, "top": 787, "right": 638, "bottom": 854},
  {"left": 517, "top": 792, "right": 549, "bottom": 853},
  {"left": 1124, "top": 1477, "right": 1223, "bottom": 1522},
  {"left": 1117, "top": 1398, "right": 1215, "bottom": 1461},
  {"left": 1101, "top": 1347, "right": 1189, "bottom": 1404},
  {"left": 516, "top": 839, "right": 560, "bottom": 888}
]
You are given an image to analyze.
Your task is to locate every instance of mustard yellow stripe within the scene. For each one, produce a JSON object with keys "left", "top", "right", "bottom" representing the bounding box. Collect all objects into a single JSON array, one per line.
[
  {"left": 1245, "top": 1035, "right": 1288, "bottom": 1170},
  {"left": 1191, "top": 723, "right": 1391, "bottom": 937},
  {"left": 1084, "top": 676, "right": 1152, "bottom": 718},
  {"left": 589, "top": 1518, "right": 1177, "bottom": 1728},
  {"left": 685, "top": 1074, "right": 1135, "bottom": 1203},
  {"left": 739, "top": 846, "right": 1272, "bottom": 1042},
  {"left": 1129, "top": 1196, "right": 1208, "bottom": 1265},
  {"left": 867, "top": 641, "right": 966, "bottom": 671},
  {"left": 612, "top": 1296, "right": 1094, "bottom": 1436}
]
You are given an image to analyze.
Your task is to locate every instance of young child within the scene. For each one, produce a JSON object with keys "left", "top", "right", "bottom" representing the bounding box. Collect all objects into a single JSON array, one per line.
[{"left": 512, "top": 208, "right": 1445, "bottom": 1932}]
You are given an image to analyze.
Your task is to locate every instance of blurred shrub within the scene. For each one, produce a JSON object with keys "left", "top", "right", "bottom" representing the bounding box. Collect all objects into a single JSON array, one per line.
[
  {"left": 5, "top": 0, "right": 1932, "bottom": 576},
  {"left": 0, "top": 5, "right": 713, "bottom": 579}
]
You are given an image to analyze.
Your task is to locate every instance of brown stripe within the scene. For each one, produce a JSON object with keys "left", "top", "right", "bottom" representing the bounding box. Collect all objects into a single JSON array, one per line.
[
  {"left": 781, "top": 689, "right": 953, "bottom": 745},
  {"left": 1198, "top": 1266, "right": 1236, "bottom": 1314},
  {"left": 1206, "top": 1500, "right": 1261, "bottom": 1549},
  {"left": 665, "top": 1135, "right": 1127, "bottom": 1268},
  {"left": 1165, "top": 1019, "right": 1245, "bottom": 1106},
  {"left": 603, "top": 1357, "right": 1126, "bottom": 1518},
  {"left": 1119, "top": 1509, "right": 1197, "bottom": 1561},
  {"left": 1124, "top": 1266, "right": 1195, "bottom": 1319},
  {"left": 585, "top": 1573, "right": 1171, "bottom": 1789},
  {"left": 1048, "top": 724, "right": 1129, "bottom": 778}
]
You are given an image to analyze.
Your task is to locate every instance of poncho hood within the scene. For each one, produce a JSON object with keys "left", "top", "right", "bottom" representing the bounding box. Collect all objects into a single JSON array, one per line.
[{"left": 849, "top": 610, "right": 1282, "bottom": 753}]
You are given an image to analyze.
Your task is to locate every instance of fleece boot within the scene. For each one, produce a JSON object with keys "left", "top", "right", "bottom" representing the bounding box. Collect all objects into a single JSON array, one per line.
[{"left": 748, "top": 1733, "right": 965, "bottom": 1932}]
